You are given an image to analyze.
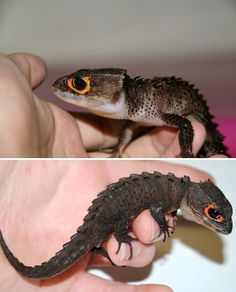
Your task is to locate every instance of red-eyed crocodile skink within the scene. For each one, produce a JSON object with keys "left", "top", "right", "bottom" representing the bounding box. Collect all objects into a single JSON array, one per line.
[
  {"left": 52, "top": 69, "right": 229, "bottom": 157},
  {"left": 0, "top": 172, "right": 233, "bottom": 279}
]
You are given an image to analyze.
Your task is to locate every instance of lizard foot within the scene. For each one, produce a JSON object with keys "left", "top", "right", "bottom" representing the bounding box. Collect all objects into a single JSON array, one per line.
[
  {"left": 91, "top": 246, "right": 116, "bottom": 265},
  {"left": 150, "top": 206, "right": 173, "bottom": 241},
  {"left": 167, "top": 216, "right": 178, "bottom": 235},
  {"left": 115, "top": 234, "right": 137, "bottom": 260}
]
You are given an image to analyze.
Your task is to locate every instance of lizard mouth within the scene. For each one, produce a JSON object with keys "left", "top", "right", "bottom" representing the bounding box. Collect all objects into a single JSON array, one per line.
[{"left": 202, "top": 217, "right": 232, "bottom": 235}]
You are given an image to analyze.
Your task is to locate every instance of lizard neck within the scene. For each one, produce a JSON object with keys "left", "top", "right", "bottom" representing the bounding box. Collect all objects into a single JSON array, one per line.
[
  {"left": 122, "top": 75, "right": 151, "bottom": 118},
  {"left": 121, "top": 75, "right": 165, "bottom": 126},
  {"left": 89, "top": 89, "right": 127, "bottom": 119},
  {"left": 88, "top": 75, "right": 152, "bottom": 120}
]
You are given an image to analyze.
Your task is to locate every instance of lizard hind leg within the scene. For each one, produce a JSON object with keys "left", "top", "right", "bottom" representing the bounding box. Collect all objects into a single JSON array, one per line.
[
  {"left": 113, "top": 220, "right": 137, "bottom": 260},
  {"left": 161, "top": 113, "right": 195, "bottom": 158}
]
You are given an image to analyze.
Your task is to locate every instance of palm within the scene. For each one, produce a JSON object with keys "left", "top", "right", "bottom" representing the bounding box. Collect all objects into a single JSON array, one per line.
[{"left": 0, "top": 160, "right": 183, "bottom": 291}]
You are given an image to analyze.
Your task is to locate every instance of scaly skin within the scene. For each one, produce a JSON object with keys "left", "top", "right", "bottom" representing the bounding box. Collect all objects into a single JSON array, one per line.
[
  {"left": 0, "top": 172, "right": 233, "bottom": 279},
  {"left": 53, "top": 69, "right": 229, "bottom": 158}
]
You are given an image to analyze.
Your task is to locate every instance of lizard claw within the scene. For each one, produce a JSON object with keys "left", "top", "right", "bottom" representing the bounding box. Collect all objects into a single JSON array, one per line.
[{"left": 115, "top": 235, "right": 136, "bottom": 260}]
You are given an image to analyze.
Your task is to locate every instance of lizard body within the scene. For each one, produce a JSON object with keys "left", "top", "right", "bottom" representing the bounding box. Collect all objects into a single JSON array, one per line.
[
  {"left": 0, "top": 172, "right": 233, "bottom": 280},
  {"left": 53, "top": 69, "right": 229, "bottom": 157}
]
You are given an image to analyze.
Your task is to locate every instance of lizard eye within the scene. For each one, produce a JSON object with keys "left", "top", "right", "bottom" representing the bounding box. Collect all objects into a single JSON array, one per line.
[
  {"left": 67, "top": 76, "right": 91, "bottom": 94},
  {"left": 204, "top": 204, "right": 224, "bottom": 222}
]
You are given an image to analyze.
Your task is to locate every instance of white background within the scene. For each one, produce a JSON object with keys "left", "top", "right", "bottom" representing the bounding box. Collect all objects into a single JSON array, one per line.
[{"left": 90, "top": 160, "right": 236, "bottom": 292}]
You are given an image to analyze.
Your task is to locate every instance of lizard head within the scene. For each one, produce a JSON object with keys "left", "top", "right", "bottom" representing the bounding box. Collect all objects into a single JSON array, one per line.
[
  {"left": 53, "top": 68, "right": 127, "bottom": 118},
  {"left": 180, "top": 180, "right": 233, "bottom": 235}
]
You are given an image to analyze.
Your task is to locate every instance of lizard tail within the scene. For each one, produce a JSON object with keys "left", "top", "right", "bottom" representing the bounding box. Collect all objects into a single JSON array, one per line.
[
  {"left": 198, "top": 118, "right": 229, "bottom": 157},
  {"left": 0, "top": 229, "right": 97, "bottom": 280},
  {"left": 193, "top": 98, "right": 229, "bottom": 157}
]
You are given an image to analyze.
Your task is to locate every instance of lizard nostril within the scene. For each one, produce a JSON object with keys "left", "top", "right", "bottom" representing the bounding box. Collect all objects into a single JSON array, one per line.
[{"left": 53, "top": 77, "right": 67, "bottom": 90}]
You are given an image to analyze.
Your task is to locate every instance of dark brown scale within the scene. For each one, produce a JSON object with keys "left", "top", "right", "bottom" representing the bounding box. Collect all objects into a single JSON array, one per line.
[{"left": 123, "top": 74, "right": 229, "bottom": 157}]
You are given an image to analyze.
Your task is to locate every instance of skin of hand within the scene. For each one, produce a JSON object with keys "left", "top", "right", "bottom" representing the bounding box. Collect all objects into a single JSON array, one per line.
[
  {"left": 0, "top": 160, "right": 213, "bottom": 292},
  {"left": 0, "top": 52, "right": 226, "bottom": 158}
]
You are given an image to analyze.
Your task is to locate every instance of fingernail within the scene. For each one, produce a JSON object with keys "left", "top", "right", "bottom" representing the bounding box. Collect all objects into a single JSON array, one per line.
[
  {"left": 119, "top": 241, "right": 141, "bottom": 262},
  {"left": 151, "top": 220, "right": 164, "bottom": 242}
]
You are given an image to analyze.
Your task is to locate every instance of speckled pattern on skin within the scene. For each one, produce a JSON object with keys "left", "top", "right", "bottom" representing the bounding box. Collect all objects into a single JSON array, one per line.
[{"left": 53, "top": 69, "right": 229, "bottom": 157}]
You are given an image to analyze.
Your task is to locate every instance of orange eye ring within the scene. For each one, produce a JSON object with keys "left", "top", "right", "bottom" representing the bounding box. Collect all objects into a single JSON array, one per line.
[
  {"left": 204, "top": 204, "right": 225, "bottom": 222},
  {"left": 67, "top": 76, "right": 91, "bottom": 94}
]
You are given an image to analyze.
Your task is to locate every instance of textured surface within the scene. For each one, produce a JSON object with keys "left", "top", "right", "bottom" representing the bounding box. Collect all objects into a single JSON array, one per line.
[
  {"left": 123, "top": 75, "right": 228, "bottom": 157},
  {"left": 0, "top": 172, "right": 233, "bottom": 280},
  {"left": 53, "top": 70, "right": 229, "bottom": 157}
]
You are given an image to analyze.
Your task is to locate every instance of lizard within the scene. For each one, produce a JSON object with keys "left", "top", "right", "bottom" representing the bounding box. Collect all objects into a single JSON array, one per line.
[
  {"left": 0, "top": 171, "right": 233, "bottom": 280},
  {"left": 52, "top": 68, "right": 230, "bottom": 158}
]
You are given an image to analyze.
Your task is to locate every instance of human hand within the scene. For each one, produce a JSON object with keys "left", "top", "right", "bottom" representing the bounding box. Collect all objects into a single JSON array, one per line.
[
  {"left": 0, "top": 160, "right": 212, "bottom": 291},
  {"left": 0, "top": 52, "right": 88, "bottom": 158},
  {"left": 0, "top": 52, "right": 225, "bottom": 158},
  {"left": 77, "top": 114, "right": 209, "bottom": 157}
]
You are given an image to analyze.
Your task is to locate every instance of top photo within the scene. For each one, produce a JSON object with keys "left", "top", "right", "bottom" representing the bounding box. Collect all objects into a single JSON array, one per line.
[{"left": 1, "top": 0, "right": 235, "bottom": 158}]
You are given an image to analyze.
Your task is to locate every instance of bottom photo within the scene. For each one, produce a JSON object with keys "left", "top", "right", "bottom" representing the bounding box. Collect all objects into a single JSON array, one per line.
[{"left": 0, "top": 160, "right": 234, "bottom": 292}]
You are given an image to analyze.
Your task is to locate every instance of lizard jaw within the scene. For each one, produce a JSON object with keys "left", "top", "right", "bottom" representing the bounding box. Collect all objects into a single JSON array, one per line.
[
  {"left": 89, "top": 90, "right": 127, "bottom": 119},
  {"left": 54, "top": 87, "right": 127, "bottom": 119}
]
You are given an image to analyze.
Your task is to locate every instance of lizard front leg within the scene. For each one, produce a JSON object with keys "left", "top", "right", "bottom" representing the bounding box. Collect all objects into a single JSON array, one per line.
[
  {"left": 111, "top": 121, "right": 137, "bottom": 157},
  {"left": 150, "top": 206, "right": 176, "bottom": 241},
  {"left": 160, "top": 113, "right": 194, "bottom": 158},
  {"left": 97, "top": 121, "right": 135, "bottom": 157}
]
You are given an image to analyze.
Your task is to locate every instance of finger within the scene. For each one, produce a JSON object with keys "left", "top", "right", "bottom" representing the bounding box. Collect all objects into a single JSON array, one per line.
[
  {"left": 8, "top": 52, "right": 47, "bottom": 88},
  {"left": 106, "top": 233, "right": 156, "bottom": 267},
  {"left": 75, "top": 114, "right": 123, "bottom": 150},
  {"left": 163, "top": 121, "right": 206, "bottom": 157},
  {"left": 105, "top": 160, "right": 214, "bottom": 183},
  {"left": 115, "top": 121, "right": 206, "bottom": 158},
  {"left": 75, "top": 272, "right": 172, "bottom": 292},
  {"left": 105, "top": 211, "right": 176, "bottom": 267},
  {"left": 49, "top": 104, "right": 89, "bottom": 158},
  {"left": 209, "top": 154, "right": 229, "bottom": 158},
  {"left": 132, "top": 210, "right": 177, "bottom": 244},
  {"left": 122, "top": 126, "right": 177, "bottom": 157}
]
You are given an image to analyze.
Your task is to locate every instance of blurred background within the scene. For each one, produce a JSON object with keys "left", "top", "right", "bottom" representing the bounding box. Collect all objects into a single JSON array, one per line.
[{"left": 1, "top": 0, "right": 236, "bottom": 155}]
